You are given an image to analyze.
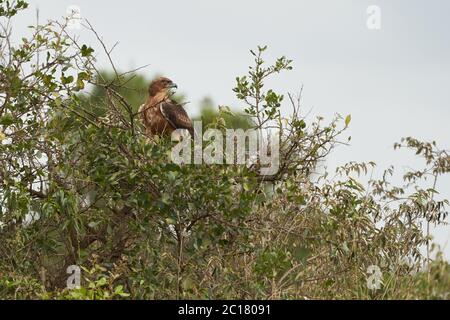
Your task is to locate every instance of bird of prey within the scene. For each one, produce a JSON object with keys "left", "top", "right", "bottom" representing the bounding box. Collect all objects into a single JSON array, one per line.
[{"left": 139, "top": 77, "right": 194, "bottom": 138}]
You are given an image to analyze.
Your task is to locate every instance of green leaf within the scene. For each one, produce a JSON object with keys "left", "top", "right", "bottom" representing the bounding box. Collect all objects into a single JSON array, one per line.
[
  {"left": 81, "top": 45, "right": 94, "bottom": 57},
  {"left": 118, "top": 292, "right": 130, "bottom": 297},
  {"left": 96, "top": 277, "right": 107, "bottom": 287},
  {"left": 76, "top": 78, "right": 85, "bottom": 90},
  {"left": 61, "top": 75, "right": 74, "bottom": 85},
  {"left": 345, "top": 114, "right": 352, "bottom": 127},
  {"left": 77, "top": 72, "right": 90, "bottom": 81},
  {"left": 161, "top": 193, "right": 171, "bottom": 205},
  {"left": 0, "top": 113, "right": 14, "bottom": 126}
]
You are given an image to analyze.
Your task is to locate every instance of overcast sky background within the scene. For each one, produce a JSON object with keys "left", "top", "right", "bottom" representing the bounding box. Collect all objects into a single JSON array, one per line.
[{"left": 13, "top": 0, "right": 450, "bottom": 259}]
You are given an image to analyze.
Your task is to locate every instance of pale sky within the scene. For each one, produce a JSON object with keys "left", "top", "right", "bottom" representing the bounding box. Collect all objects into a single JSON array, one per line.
[{"left": 13, "top": 0, "right": 450, "bottom": 259}]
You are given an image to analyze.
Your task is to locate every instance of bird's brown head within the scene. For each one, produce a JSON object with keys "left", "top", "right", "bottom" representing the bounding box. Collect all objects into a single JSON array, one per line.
[{"left": 148, "top": 77, "right": 178, "bottom": 97}]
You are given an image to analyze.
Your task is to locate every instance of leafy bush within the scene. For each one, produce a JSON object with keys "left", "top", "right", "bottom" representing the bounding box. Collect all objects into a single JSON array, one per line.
[{"left": 0, "top": 1, "right": 449, "bottom": 299}]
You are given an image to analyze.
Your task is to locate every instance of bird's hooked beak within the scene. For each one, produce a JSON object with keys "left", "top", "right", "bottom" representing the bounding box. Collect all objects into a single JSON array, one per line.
[{"left": 167, "top": 82, "right": 178, "bottom": 96}]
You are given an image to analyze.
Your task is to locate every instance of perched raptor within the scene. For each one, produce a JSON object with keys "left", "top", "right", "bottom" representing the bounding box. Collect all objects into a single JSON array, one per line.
[{"left": 139, "top": 77, "right": 194, "bottom": 138}]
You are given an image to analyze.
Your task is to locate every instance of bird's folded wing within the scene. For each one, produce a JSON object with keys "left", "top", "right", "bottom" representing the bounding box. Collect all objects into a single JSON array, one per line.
[{"left": 159, "top": 101, "right": 194, "bottom": 136}]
